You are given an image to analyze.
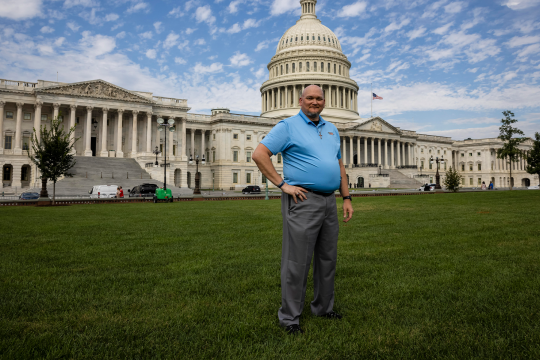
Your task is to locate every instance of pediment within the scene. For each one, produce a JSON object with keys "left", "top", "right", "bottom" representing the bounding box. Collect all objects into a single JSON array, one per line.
[
  {"left": 350, "top": 117, "right": 401, "bottom": 135},
  {"left": 36, "top": 80, "right": 152, "bottom": 104}
]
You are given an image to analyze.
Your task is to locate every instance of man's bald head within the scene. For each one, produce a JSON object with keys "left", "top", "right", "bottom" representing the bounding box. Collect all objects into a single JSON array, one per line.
[{"left": 299, "top": 85, "right": 326, "bottom": 120}]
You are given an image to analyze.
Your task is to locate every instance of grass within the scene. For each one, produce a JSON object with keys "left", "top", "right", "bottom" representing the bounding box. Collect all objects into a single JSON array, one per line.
[{"left": 1, "top": 191, "right": 539, "bottom": 359}]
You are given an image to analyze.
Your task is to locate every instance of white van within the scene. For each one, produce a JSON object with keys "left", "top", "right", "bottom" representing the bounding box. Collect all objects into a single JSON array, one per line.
[{"left": 89, "top": 185, "right": 118, "bottom": 199}]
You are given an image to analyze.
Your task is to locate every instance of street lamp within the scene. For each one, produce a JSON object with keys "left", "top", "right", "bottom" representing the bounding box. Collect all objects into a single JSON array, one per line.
[
  {"left": 153, "top": 146, "right": 161, "bottom": 166},
  {"left": 378, "top": 164, "right": 382, "bottom": 176},
  {"left": 157, "top": 118, "right": 176, "bottom": 191},
  {"left": 189, "top": 153, "right": 205, "bottom": 195},
  {"left": 430, "top": 155, "right": 445, "bottom": 190}
]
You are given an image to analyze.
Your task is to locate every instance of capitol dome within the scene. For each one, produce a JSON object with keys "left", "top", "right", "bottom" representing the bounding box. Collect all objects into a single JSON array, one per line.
[{"left": 260, "top": 0, "right": 360, "bottom": 123}]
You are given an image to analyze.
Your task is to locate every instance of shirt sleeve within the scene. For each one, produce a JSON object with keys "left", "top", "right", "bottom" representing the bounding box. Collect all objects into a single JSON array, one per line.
[
  {"left": 335, "top": 127, "right": 342, "bottom": 160},
  {"left": 260, "top": 121, "right": 290, "bottom": 155}
]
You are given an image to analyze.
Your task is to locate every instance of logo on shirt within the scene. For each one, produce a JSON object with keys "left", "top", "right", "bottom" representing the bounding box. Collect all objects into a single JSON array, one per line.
[{"left": 328, "top": 132, "right": 334, "bottom": 135}]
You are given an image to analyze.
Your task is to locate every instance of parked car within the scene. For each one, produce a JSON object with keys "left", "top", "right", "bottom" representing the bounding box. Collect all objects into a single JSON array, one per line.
[
  {"left": 242, "top": 186, "right": 261, "bottom": 194},
  {"left": 89, "top": 185, "right": 118, "bottom": 199},
  {"left": 528, "top": 185, "right": 539, "bottom": 190},
  {"left": 129, "top": 183, "right": 159, "bottom": 197},
  {"left": 19, "top": 192, "right": 40, "bottom": 200},
  {"left": 418, "top": 183, "right": 436, "bottom": 191}
]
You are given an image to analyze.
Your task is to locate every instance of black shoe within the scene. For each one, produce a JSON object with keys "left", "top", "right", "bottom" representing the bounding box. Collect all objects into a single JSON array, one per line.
[
  {"left": 285, "top": 324, "right": 304, "bottom": 335},
  {"left": 321, "top": 311, "right": 342, "bottom": 319}
]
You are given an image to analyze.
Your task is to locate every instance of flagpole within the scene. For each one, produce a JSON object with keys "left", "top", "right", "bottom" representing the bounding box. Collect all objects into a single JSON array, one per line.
[{"left": 371, "top": 83, "right": 372, "bottom": 118}]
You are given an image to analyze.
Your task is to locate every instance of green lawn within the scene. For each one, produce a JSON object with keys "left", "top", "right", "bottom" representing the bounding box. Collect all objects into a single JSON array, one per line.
[{"left": 1, "top": 191, "right": 539, "bottom": 359}]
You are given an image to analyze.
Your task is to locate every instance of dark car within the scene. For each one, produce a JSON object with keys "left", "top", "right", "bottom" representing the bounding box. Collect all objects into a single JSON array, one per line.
[
  {"left": 129, "top": 183, "right": 159, "bottom": 197},
  {"left": 19, "top": 192, "right": 40, "bottom": 200},
  {"left": 242, "top": 186, "right": 261, "bottom": 194}
]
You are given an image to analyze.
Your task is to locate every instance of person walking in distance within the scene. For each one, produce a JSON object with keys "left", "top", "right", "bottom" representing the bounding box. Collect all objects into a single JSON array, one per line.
[{"left": 252, "top": 85, "right": 354, "bottom": 335}]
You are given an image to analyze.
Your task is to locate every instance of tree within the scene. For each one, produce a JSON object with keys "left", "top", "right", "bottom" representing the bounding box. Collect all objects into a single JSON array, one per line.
[
  {"left": 526, "top": 132, "right": 540, "bottom": 185},
  {"left": 28, "top": 114, "right": 78, "bottom": 205},
  {"left": 443, "top": 166, "right": 462, "bottom": 192},
  {"left": 497, "top": 111, "right": 525, "bottom": 190}
]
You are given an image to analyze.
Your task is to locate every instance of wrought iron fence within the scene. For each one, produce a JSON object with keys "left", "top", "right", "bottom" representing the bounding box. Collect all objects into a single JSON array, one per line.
[
  {"left": 352, "top": 164, "right": 379, "bottom": 168},
  {"left": 369, "top": 174, "right": 390, "bottom": 178},
  {"left": 397, "top": 165, "right": 418, "bottom": 169}
]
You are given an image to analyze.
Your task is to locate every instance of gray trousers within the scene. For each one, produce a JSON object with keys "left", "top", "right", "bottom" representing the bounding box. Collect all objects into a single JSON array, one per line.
[{"left": 278, "top": 192, "right": 339, "bottom": 327}]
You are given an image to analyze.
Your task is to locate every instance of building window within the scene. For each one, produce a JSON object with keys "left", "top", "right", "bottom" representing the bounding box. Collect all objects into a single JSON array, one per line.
[
  {"left": 212, "top": 151, "right": 216, "bottom": 162},
  {"left": 430, "top": 177, "right": 433, "bottom": 183},
  {"left": 3, "top": 166, "right": 11, "bottom": 181},
  {"left": 21, "top": 167, "right": 28, "bottom": 181},
  {"left": 314, "top": 62, "right": 317, "bottom": 72},
  {"left": 462, "top": 178, "right": 465, "bottom": 185},
  {"left": 444, "top": 163, "right": 447, "bottom": 170},
  {"left": 262, "top": 174, "right": 267, "bottom": 183},
  {"left": 41, "top": 114, "right": 48, "bottom": 121},
  {"left": 491, "top": 163, "right": 494, "bottom": 170},
  {"left": 438, "top": 150, "right": 440, "bottom": 154},
  {"left": 281, "top": 65, "right": 283, "bottom": 75},
  {"left": 469, "top": 164, "right": 473, "bottom": 171},
  {"left": 461, "top": 153, "right": 464, "bottom": 157},
  {"left": 233, "top": 173, "right": 238, "bottom": 184},
  {"left": 478, "top": 164, "right": 482, "bottom": 171},
  {"left": 76, "top": 117, "right": 80, "bottom": 124},
  {"left": 339, "top": 65, "right": 341, "bottom": 75},
  {"left": 444, "top": 150, "right": 447, "bottom": 155},
  {"left": 233, "top": 151, "right": 238, "bottom": 162},
  {"left": 429, "top": 163, "right": 432, "bottom": 170},
  {"left": 470, "top": 178, "right": 473, "bottom": 185},
  {"left": 160, "top": 144, "right": 163, "bottom": 153},
  {"left": 469, "top": 153, "right": 472, "bottom": 156},
  {"left": 478, "top": 178, "right": 482, "bottom": 185},
  {"left": 277, "top": 153, "right": 282, "bottom": 164},
  {"left": 246, "top": 151, "right": 252, "bottom": 163},
  {"left": 299, "top": 62, "right": 303, "bottom": 72},
  {"left": 24, "top": 113, "right": 31, "bottom": 120},
  {"left": 429, "top": 149, "right": 432, "bottom": 153},
  {"left": 306, "top": 62, "right": 310, "bottom": 71},
  {"left": 233, "top": 134, "right": 238, "bottom": 140},
  {"left": 22, "top": 138, "right": 29, "bottom": 151},
  {"left": 6, "top": 111, "right": 13, "bottom": 119},
  {"left": 213, "top": 134, "right": 216, "bottom": 140},
  {"left": 173, "top": 145, "right": 176, "bottom": 156},
  {"left": 461, "top": 164, "right": 465, "bottom": 171},
  {"left": 4, "top": 135, "right": 12, "bottom": 150},
  {"left": 477, "top": 152, "right": 481, "bottom": 156},
  {"left": 421, "top": 148, "right": 424, "bottom": 153},
  {"left": 286, "top": 64, "right": 289, "bottom": 74},
  {"left": 292, "top": 63, "right": 295, "bottom": 73},
  {"left": 58, "top": 115, "right": 64, "bottom": 121},
  {"left": 246, "top": 173, "right": 251, "bottom": 184},
  {"left": 334, "top": 64, "right": 336, "bottom": 74},
  {"left": 421, "top": 161, "right": 424, "bottom": 169},
  {"left": 246, "top": 135, "right": 251, "bottom": 141},
  {"left": 327, "top": 63, "right": 330, "bottom": 72},
  {"left": 320, "top": 62, "right": 324, "bottom": 72}
]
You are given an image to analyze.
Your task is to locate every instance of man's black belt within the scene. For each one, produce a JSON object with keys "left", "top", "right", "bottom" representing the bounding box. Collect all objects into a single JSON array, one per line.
[{"left": 300, "top": 187, "right": 335, "bottom": 197}]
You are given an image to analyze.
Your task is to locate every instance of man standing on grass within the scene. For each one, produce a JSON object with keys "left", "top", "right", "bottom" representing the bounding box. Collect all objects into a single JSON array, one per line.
[{"left": 253, "top": 85, "right": 353, "bottom": 335}]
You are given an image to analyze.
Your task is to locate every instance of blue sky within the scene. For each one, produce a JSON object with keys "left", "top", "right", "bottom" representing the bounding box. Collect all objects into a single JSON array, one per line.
[{"left": 1, "top": 0, "right": 540, "bottom": 140}]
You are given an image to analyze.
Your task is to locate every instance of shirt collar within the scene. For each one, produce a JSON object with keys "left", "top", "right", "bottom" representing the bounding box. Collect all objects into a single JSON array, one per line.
[{"left": 298, "top": 110, "right": 326, "bottom": 127}]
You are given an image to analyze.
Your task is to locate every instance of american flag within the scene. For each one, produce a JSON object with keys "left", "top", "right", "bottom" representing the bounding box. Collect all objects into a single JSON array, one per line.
[{"left": 373, "top": 93, "right": 383, "bottom": 100}]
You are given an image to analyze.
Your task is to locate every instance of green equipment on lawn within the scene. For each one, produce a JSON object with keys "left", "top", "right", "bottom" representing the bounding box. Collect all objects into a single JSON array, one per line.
[{"left": 154, "top": 188, "right": 173, "bottom": 203}]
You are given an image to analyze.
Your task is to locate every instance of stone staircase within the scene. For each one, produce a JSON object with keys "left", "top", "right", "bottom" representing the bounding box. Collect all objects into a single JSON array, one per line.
[
  {"left": 382, "top": 169, "right": 424, "bottom": 189},
  {"left": 27, "top": 157, "right": 193, "bottom": 197}
]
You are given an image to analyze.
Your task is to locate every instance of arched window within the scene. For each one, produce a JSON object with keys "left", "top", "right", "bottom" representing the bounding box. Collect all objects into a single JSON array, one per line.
[
  {"left": 299, "top": 62, "right": 303, "bottom": 72},
  {"left": 321, "top": 62, "right": 324, "bottom": 72},
  {"left": 301, "top": 36, "right": 303, "bottom": 41},
  {"left": 312, "top": 35, "right": 315, "bottom": 40},
  {"left": 307, "top": 62, "right": 310, "bottom": 71},
  {"left": 318, "top": 35, "right": 321, "bottom": 40},
  {"left": 328, "top": 63, "right": 330, "bottom": 72},
  {"left": 314, "top": 62, "right": 317, "bottom": 72},
  {"left": 339, "top": 65, "right": 341, "bottom": 75},
  {"left": 286, "top": 64, "right": 289, "bottom": 74},
  {"left": 334, "top": 64, "right": 336, "bottom": 74},
  {"left": 286, "top": 39, "right": 288, "bottom": 43},
  {"left": 292, "top": 63, "right": 296, "bottom": 73},
  {"left": 323, "top": 37, "right": 326, "bottom": 41},
  {"left": 295, "top": 37, "right": 298, "bottom": 41}
]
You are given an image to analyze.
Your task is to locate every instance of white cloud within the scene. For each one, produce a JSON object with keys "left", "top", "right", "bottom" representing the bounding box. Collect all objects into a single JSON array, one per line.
[
  {"left": 178, "top": 40, "right": 190, "bottom": 50},
  {"left": 514, "top": 43, "right": 540, "bottom": 60},
  {"left": 192, "top": 62, "right": 223, "bottom": 74},
  {"left": 227, "top": 23, "right": 242, "bottom": 34},
  {"left": 228, "top": 0, "right": 243, "bottom": 13},
  {"left": 40, "top": 26, "right": 55, "bottom": 34},
  {"left": 104, "top": 13, "right": 119, "bottom": 22},
  {"left": 154, "top": 22, "right": 163, "bottom": 34},
  {"left": 194, "top": 38, "right": 206, "bottom": 45},
  {"left": 146, "top": 49, "right": 156, "bottom": 59},
  {"left": 446, "top": 117, "right": 499, "bottom": 125},
  {"left": 185, "top": 28, "right": 197, "bottom": 35},
  {"left": 139, "top": 31, "right": 153, "bottom": 39},
  {"left": 163, "top": 32, "right": 180, "bottom": 49},
  {"left": 421, "top": 0, "right": 448, "bottom": 18},
  {"left": 337, "top": 1, "right": 368, "bottom": 17},
  {"left": 444, "top": 1, "right": 467, "bottom": 13},
  {"left": 502, "top": 0, "right": 540, "bottom": 10},
  {"left": 0, "top": 0, "right": 42, "bottom": 20},
  {"left": 385, "top": 18, "right": 411, "bottom": 32},
  {"left": 407, "top": 26, "right": 427, "bottom": 40},
  {"left": 433, "top": 22, "right": 454, "bottom": 35},
  {"left": 63, "top": 0, "right": 97, "bottom": 9},
  {"left": 116, "top": 31, "right": 126, "bottom": 39},
  {"left": 126, "top": 2, "right": 149, "bottom": 14},
  {"left": 168, "top": 7, "right": 183, "bottom": 18},
  {"left": 230, "top": 52, "right": 252, "bottom": 67},
  {"left": 195, "top": 5, "right": 216, "bottom": 25},
  {"left": 227, "top": 18, "right": 261, "bottom": 34},
  {"left": 174, "top": 57, "right": 187, "bottom": 65},
  {"left": 255, "top": 38, "right": 279, "bottom": 52},
  {"left": 270, "top": 0, "right": 299, "bottom": 16},
  {"left": 79, "top": 32, "right": 116, "bottom": 56},
  {"left": 67, "top": 21, "right": 81, "bottom": 32},
  {"left": 506, "top": 35, "right": 540, "bottom": 48}
]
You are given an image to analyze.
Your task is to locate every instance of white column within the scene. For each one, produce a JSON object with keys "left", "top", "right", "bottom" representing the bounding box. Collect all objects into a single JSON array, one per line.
[
  {"left": 391, "top": 140, "right": 395, "bottom": 169},
  {"left": 53, "top": 103, "right": 60, "bottom": 121},
  {"left": 116, "top": 109, "right": 124, "bottom": 158},
  {"left": 100, "top": 108, "right": 109, "bottom": 157},
  {"left": 154, "top": 115, "right": 160, "bottom": 154},
  {"left": 364, "top": 137, "right": 367, "bottom": 165},
  {"left": 0, "top": 101, "right": 4, "bottom": 154},
  {"left": 33, "top": 101, "right": 42, "bottom": 145},
  {"left": 377, "top": 138, "right": 381, "bottom": 166},
  {"left": 169, "top": 118, "right": 174, "bottom": 159},
  {"left": 342, "top": 137, "right": 347, "bottom": 165},
  {"left": 131, "top": 111, "right": 139, "bottom": 158},
  {"left": 69, "top": 105, "right": 76, "bottom": 154},
  {"left": 191, "top": 128, "right": 195, "bottom": 156},
  {"left": 285, "top": 86, "right": 289, "bottom": 108},
  {"left": 278, "top": 87, "right": 281, "bottom": 109},
  {"left": 349, "top": 136, "right": 354, "bottom": 166},
  {"left": 397, "top": 141, "right": 401, "bottom": 167},
  {"left": 146, "top": 112, "right": 152, "bottom": 155},
  {"left": 356, "top": 137, "right": 360, "bottom": 166},
  {"left": 371, "top": 138, "right": 375, "bottom": 164},
  {"left": 201, "top": 130, "right": 206, "bottom": 160},
  {"left": 181, "top": 118, "right": 187, "bottom": 159},
  {"left": 85, "top": 106, "right": 93, "bottom": 156},
  {"left": 14, "top": 102, "right": 23, "bottom": 155}
]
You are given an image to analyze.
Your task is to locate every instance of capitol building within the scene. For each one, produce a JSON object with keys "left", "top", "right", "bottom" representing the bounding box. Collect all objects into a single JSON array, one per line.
[{"left": 0, "top": 0, "right": 537, "bottom": 193}]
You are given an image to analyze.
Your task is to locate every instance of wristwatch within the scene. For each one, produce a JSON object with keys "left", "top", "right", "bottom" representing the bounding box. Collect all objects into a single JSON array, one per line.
[{"left": 343, "top": 196, "right": 352, "bottom": 201}]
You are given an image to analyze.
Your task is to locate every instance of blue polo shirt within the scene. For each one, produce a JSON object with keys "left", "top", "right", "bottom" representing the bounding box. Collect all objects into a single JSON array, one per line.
[{"left": 261, "top": 111, "right": 341, "bottom": 193}]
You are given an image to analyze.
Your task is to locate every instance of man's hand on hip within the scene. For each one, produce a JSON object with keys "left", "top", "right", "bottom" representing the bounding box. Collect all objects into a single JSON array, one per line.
[
  {"left": 281, "top": 184, "right": 308, "bottom": 204},
  {"left": 343, "top": 200, "right": 353, "bottom": 223}
]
